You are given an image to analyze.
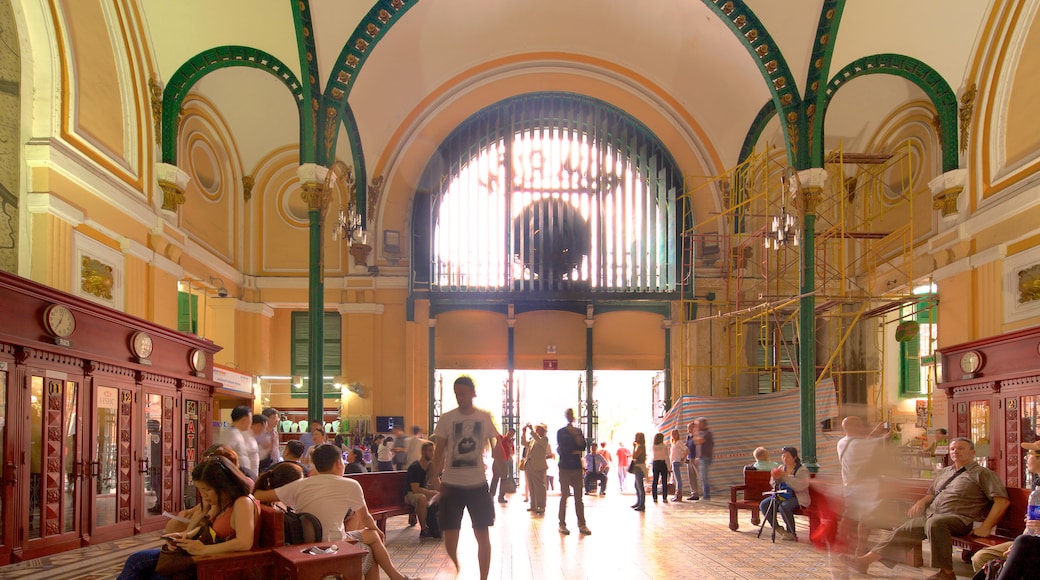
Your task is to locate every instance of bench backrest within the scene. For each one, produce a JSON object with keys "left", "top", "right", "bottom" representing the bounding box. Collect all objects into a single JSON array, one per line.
[
  {"left": 345, "top": 471, "right": 410, "bottom": 508},
  {"left": 996, "top": 487, "right": 1030, "bottom": 537},
  {"left": 257, "top": 503, "right": 285, "bottom": 548},
  {"left": 743, "top": 468, "right": 772, "bottom": 501}
]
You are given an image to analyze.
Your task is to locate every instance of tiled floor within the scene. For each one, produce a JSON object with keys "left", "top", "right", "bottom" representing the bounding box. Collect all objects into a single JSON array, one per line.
[{"left": 0, "top": 487, "right": 978, "bottom": 579}]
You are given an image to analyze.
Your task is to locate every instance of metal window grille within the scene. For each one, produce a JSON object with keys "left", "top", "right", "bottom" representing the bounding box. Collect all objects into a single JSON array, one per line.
[{"left": 422, "top": 93, "right": 682, "bottom": 294}]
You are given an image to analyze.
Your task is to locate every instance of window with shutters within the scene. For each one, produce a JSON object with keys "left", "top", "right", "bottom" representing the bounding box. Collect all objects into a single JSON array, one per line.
[
  {"left": 290, "top": 311, "right": 342, "bottom": 399},
  {"left": 899, "top": 297, "right": 936, "bottom": 398},
  {"left": 177, "top": 291, "right": 198, "bottom": 334}
]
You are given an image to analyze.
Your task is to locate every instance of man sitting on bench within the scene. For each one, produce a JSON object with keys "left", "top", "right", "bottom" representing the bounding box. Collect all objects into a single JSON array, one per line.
[
  {"left": 844, "top": 437, "right": 1009, "bottom": 580},
  {"left": 253, "top": 443, "right": 415, "bottom": 580},
  {"left": 406, "top": 440, "right": 440, "bottom": 538}
]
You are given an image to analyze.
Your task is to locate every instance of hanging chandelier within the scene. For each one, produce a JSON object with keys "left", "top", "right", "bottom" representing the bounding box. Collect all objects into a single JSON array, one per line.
[
  {"left": 332, "top": 202, "right": 365, "bottom": 244},
  {"left": 766, "top": 167, "right": 800, "bottom": 250}
]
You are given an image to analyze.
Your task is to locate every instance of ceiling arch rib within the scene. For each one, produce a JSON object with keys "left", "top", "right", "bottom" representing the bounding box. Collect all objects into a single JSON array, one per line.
[
  {"left": 804, "top": 0, "right": 846, "bottom": 167},
  {"left": 823, "top": 53, "right": 958, "bottom": 172},
  {"left": 161, "top": 46, "right": 306, "bottom": 165},
  {"left": 738, "top": 99, "right": 777, "bottom": 164},
  {"left": 701, "top": 0, "right": 802, "bottom": 165},
  {"left": 291, "top": 0, "right": 322, "bottom": 164},
  {"left": 318, "top": 0, "right": 418, "bottom": 227}
]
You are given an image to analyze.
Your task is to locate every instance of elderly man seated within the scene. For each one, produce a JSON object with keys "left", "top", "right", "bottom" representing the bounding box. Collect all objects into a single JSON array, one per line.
[{"left": 844, "top": 437, "right": 1009, "bottom": 580}]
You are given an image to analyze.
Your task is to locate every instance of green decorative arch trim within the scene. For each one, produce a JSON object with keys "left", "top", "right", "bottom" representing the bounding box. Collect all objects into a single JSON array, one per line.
[
  {"left": 702, "top": 0, "right": 802, "bottom": 164},
  {"left": 161, "top": 46, "right": 306, "bottom": 164},
  {"left": 339, "top": 104, "right": 368, "bottom": 225},
  {"left": 738, "top": 99, "right": 777, "bottom": 164},
  {"left": 319, "top": 0, "right": 418, "bottom": 165},
  {"left": 291, "top": 0, "right": 322, "bottom": 164},
  {"left": 804, "top": 0, "right": 845, "bottom": 167},
  {"left": 823, "top": 53, "right": 958, "bottom": 172}
]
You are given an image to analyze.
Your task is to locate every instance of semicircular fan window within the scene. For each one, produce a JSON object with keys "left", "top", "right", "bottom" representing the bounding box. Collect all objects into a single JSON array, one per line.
[{"left": 420, "top": 92, "right": 684, "bottom": 295}]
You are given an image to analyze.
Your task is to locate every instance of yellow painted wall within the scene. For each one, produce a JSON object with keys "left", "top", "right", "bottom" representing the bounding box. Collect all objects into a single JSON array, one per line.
[
  {"left": 937, "top": 270, "right": 974, "bottom": 347},
  {"left": 435, "top": 310, "right": 508, "bottom": 369},
  {"left": 593, "top": 310, "right": 665, "bottom": 369},
  {"left": 1004, "top": 8, "right": 1040, "bottom": 168},
  {"left": 59, "top": 0, "right": 127, "bottom": 165},
  {"left": 514, "top": 311, "right": 586, "bottom": 370}
]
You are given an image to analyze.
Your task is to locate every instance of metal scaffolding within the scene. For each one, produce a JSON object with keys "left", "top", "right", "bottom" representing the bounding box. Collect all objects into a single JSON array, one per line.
[{"left": 676, "top": 143, "right": 925, "bottom": 407}]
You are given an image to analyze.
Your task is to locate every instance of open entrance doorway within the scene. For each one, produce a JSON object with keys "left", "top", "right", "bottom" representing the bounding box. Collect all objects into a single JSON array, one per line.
[{"left": 433, "top": 369, "right": 663, "bottom": 457}]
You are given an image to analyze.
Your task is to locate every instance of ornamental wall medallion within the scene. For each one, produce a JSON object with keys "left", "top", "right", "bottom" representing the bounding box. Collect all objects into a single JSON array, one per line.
[
  {"left": 73, "top": 231, "right": 124, "bottom": 309},
  {"left": 1018, "top": 264, "right": 1040, "bottom": 303},
  {"left": 81, "top": 256, "right": 114, "bottom": 300},
  {"left": 1003, "top": 243, "right": 1040, "bottom": 323}
]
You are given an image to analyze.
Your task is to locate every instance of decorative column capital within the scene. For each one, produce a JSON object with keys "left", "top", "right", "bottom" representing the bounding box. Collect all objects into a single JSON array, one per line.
[
  {"left": 796, "top": 168, "right": 828, "bottom": 214},
  {"left": 156, "top": 163, "right": 190, "bottom": 212},
  {"left": 929, "top": 169, "right": 968, "bottom": 217},
  {"left": 297, "top": 163, "right": 331, "bottom": 211}
]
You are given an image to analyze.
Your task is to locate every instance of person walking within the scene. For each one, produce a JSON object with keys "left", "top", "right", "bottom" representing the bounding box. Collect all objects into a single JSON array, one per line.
[
  {"left": 616, "top": 441, "right": 631, "bottom": 491},
  {"left": 651, "top": 433, "right": 670, "bottom": 504},
  {"left": 669, "top": 429, "right": 686, "bottom": 502},
  {"left": 427, "top": 376, "right": 503, "bottom": 580},
  {"left": 489, "top": 427, "right": 515, "bottom": 504},
  {"left": 631, "top": 432, "right": 648, "bottom": 511},
  {"left": 556, "top": 408, "right": 591, "bottom": 536},
  {"left": 521, "top": 423, "right": 550, "bottom": 514}
]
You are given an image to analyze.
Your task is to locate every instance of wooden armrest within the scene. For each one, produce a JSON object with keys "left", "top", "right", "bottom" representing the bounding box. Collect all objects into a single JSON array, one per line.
[{"left": 729, "top": 484, "right": 747, "bottom": 502}]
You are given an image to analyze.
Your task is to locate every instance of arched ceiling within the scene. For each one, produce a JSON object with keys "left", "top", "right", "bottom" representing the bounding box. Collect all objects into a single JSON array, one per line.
[{"left": 140, "top": 0, "right": 993, "bottom": 176}]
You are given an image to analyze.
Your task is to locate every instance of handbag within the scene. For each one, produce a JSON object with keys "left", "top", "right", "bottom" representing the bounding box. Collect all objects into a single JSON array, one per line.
[
  {"left": 155, "top": 516, "right": 223, "bottom": 578},
  {"left": 155, "top": 543, "right": 196, "bottom": 578},
  {"left": 518, "top": 457, "right": 528, "bottom": 470},
  {"left": 627, "top": 463, "right": 637, "bottom": 474}
]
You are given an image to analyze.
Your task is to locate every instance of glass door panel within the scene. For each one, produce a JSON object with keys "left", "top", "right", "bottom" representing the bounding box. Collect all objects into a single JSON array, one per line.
[
  {"left": 143, "top": 393, "right": 163, "bottom": 515},
  {"left": 0, "top": 364, "right": 7, "bottom": 553},
  {"left": 28, "top": 375, "right": 81, "bottom": 544},
  {"left": 969, "top": 400, "right": 991, "bottom": 468},
  {"left": 94, "top": 387, "right": 118, "bottom": 528}
]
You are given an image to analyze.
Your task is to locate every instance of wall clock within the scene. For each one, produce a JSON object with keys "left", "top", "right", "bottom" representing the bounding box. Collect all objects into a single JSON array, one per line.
[
  {"left": 43, "top": 304, "right": 76, "bottom": 338},
  {"left": 959, "top": 350, "right": 982, "bottom": 374},
  {"left": 189, "top": 349, "right": 207, "bottom": 373},
  {"left": 130, "top": 331, "right": 154, "bottom": 359}
]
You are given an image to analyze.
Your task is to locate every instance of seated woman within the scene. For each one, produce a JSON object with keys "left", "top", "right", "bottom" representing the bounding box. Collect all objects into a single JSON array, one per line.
[
  {"left": 117, "top": 456, "right": 258, "bottom": 580},
  {"left": 758, "top": 446, "right": 810, "bottom": 541},
  {"left": 254, "top": 460, "right": 305, "bottom": 492},
  {"left": 745, "top": 447, "right": 775, "bottom": 471}
]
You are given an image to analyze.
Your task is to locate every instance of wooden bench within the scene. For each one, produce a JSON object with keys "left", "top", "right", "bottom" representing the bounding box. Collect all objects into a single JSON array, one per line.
[
  {"left": 728, "top": 469, "right": 822, "bottom": 533},
  {"left": 950, "top": 486, "right": 1028, "bottom": 562},
  {"left": 728, "top": 469, "right": 772, "bottom": 532},
  {"left": 195, "top": 503, "right": 285, "bottom": 580},
  {"left": 346, "top": 471, "right": 414, "bottom": 533}
]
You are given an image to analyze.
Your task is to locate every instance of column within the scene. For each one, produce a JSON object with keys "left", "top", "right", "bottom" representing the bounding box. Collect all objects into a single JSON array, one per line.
[
  {"left": 298, "top": 163, "right": 331, "bottom": 423},
  {"left": 797, "top": 167, "right": 828, "bottom": 470}
]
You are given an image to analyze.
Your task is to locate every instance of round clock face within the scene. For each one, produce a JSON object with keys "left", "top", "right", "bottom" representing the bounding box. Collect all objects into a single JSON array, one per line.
[
  {"left": 44, "top": 304, "right": 76, "bottom": 338},
  {"left": 130, "top": 331, "right": 154, "bottom": 358},
  {"left": 960, "top": 351, "right": 982, "bottom": 374},
  {"left": 189, "top": 349, "right": 207, "bottom": 372}
]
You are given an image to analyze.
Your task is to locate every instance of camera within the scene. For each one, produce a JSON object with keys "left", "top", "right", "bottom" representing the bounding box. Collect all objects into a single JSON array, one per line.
[{"left": 217, "top": 287, "right": 229, "bottom": 298}]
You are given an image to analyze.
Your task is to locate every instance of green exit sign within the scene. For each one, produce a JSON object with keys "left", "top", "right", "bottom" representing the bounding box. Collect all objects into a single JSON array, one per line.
[{"left": 920, "top": 355, "right": 936, "bottom": 366}]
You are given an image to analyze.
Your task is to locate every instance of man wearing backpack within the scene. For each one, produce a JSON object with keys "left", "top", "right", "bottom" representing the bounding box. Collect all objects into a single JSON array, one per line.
[{"left": 253, "top": 443, "right": 415, "bottom": 580}]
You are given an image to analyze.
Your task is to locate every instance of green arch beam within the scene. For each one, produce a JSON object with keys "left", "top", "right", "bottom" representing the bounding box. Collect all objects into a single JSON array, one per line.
[
  {"left": 701, "top": 0, "right": 802, "bottom": 166},
  {"left": 161, "top": 46, "right": 306, "bottom": 165},
  {"left": 823, "top": 53, "right": 958, "bottom": 172}
]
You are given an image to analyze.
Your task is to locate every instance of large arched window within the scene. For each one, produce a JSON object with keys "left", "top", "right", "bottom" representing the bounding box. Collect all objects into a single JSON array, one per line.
[{"left": 413, "top": 93, "right": 685, "bottom": 297}]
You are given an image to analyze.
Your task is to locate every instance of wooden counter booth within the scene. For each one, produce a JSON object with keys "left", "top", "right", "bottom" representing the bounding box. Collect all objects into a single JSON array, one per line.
[
  {"left": 937, "top": 325, "right": 1040, "bottom": 489},
  {"left": 0, "top": 272, "right": 222, "bottom": 564}
]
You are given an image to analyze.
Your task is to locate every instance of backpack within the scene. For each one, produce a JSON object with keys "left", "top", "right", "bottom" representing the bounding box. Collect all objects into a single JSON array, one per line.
[
  {"left": 277, "top": 505, "right": 322, "bottom": 545},
  {"left": 426, "top": 502, "right": 441, "bottom": 538}
]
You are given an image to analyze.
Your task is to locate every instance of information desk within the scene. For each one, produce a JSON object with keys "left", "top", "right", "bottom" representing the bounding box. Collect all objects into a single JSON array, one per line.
[{"left": 273, "top": 540, "right": 367, "bottom": 580}]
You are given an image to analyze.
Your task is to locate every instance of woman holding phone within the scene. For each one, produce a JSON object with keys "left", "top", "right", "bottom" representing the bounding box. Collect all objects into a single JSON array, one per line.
[{"left": 117, "top": 456, "right": 259, "bottom": 579}]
